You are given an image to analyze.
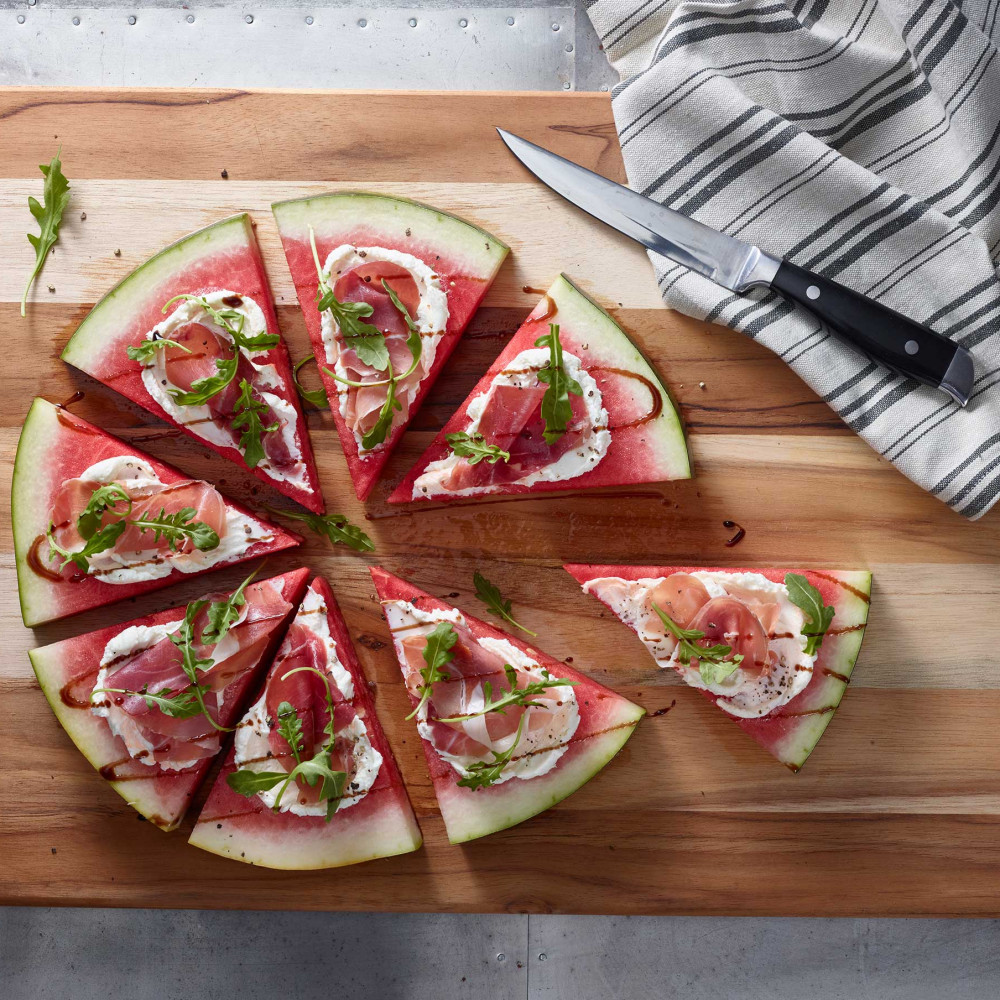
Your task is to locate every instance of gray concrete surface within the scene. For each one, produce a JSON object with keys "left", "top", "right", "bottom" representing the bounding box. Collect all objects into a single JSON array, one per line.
[
  {"left": 3, "top": 910, "right": 1000, "bottom": 999},
  {"left": 1, "top": 2, "right": 995, "bottom": 997}
]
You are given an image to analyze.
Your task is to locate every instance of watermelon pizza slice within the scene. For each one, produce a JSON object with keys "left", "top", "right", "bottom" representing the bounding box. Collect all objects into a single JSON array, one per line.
[
  {"left": 60, "top": 214, "right": 323, "bottom": 513},
  {"left": 13, "top": 398, "right": 301, "bottom": 627},
  {"left": 272, "top": 192, "right": 509, "bottom": 501},
  {"left": 28, "top": 567, "right": 310, "bottom": 831},
  {"left": 370, "top": 566, "right": 644, "bottom": 844},
  {"left": 388, "top": 274, "right": 689, "bottom": 503},
  {"left": 565, "top": 564, "right": 872, "bottom": 771},
  {"left": 190, "top": 576, "right": 422, "bottom": 869}
]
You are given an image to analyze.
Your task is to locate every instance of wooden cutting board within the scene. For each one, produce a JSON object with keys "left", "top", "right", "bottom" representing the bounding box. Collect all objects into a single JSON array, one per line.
[{"left": 2, "top": 89, "right": 999, "bottom": 916}]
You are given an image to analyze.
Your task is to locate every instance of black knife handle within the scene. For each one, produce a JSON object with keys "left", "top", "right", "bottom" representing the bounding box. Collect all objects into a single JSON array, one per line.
[{"left": 771, "top": 259, "right": 965, "bottom": 394}]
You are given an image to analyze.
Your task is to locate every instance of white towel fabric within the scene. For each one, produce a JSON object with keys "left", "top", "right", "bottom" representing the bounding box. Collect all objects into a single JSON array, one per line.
[{"left": 585, "top": 0, "right": 1000, "bottom": 518}]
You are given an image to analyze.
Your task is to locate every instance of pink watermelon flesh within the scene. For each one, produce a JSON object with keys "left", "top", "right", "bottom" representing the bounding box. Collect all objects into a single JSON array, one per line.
[
  {"left": 389, "top": 273, "right": 690, "bottom": 503},
  {"left": 12, "top": 398, "right": 302, "bottom": 627},
  {"left": 60, "top": 214, "right": 323, "bottom": 513},
  {"left": 189, "top": 576, "right": 422, "bottom": 869},
  {"left": 565, "top": 564, "right": 872, "bottom": 770},
  {"left": 272, "top": 192, "right": 509, "bottom": 501},
  {"left": 28, "top": 568, "right": 310, "bottom": 831},
  {"left": 370, "top": 566, "right": 645, "bottom": 843}
]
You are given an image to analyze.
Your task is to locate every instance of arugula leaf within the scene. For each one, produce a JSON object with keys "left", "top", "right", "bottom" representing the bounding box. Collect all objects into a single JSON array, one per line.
[
  {"left": 785, "top": 573, "right": 836, "bottom": 656},
  {"left": 292, "top": 353, "right": 329, "bottom": 409},
  {"left": 166, "top": 355, "right": 239, "bottom": 406},
  {"left": 262, "top": 505, "right": 374, "bottom": 553},
  {"left": 381, "top": 278, "right": 418, "bottom": 333},
  {"left": 447, "top": 432, "right": 510, "bottom": 468},
  {"left": 231, "top": 378, "right": 279, "bottom": 470},
  {"left": 405, "top": 621, "right": 458, "bottom": 721},
  {"left": 473, "top": 571, "right": 536, "bottom": 636},
  {"left": 162, "top": 294, "right": 279, "bottom": 353},
  {"left": 76, "top": 484, "right": 132, "bottom": 541},
  {"left": 360, "top": 362, "right": 402, "bottom": 451},
  {"left": 317, "top": 291, "right": 390, "bottom": 371},
  {"left": 226, "top": 768, "right": 289, "bottom": 796},
  {"left": 126, "top": 338, "right": 192, "bottom": 364},
  {"left": 128, "top": 506, "right": 220, "bottom": 553},
  {"left": 435, "top": 666, "right": 575, "bottom": 723},
  {"left": 46, "top": 519, "right": 127, "bottom": 573},
  {"left": 93, "top": 683, "right": 208, "bottom": 720},
  {"left": 456, "top": 715, "right": 526, "bottom": 791},
  {"left": 652, "top": 605, "right": 743, "bottom": 685},
  {"left": 167, "top": 600, "right": 232, "bottom": 733},
  {"left": 534, "top": 324, "right": 583, "bottom": 445},
  {"left": 275, "top": 701, "right": 304, "bottom": 764},
  {"left": 382, "top": 277, "right": 423, "bottom": 381},
  {"left": 279, "top": 664, "right": 340, "bottom": 744},
  {"left": 21, "top": 150, "right": 71, "bottom": 318},
  {"left": 201, "top": 566, "right": 258, "bottom": 645}
]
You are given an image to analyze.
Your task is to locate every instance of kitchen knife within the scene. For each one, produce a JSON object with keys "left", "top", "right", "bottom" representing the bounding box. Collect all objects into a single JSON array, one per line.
[{"left": 497, "top": 128, "right": 975, "bottom": 407}]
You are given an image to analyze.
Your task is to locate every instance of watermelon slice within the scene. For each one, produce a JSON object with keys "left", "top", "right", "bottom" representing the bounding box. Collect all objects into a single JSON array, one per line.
[
  {"left": 28, "top": 568, "right": 310, "bottom": 831},
  {"left": 388, "top": 274, "right": 689, "bottom": 503},
  {"left": 60, "top": 214, "right": 323, "bottom": 513},
  {"left": 272, "top": 192, "right": 509, "bottom": 501},
  {"left": 189, "top": 576, "right": 422, "bottom": 869},
  {"left": 12, "top": 398, "right": 301, "bottom": 627},
  {"left": 565, "top": 564, "right": 872, "bottom": 770},
  {"left": 370, "top": 567, "right": 644, "bottom": 843}
]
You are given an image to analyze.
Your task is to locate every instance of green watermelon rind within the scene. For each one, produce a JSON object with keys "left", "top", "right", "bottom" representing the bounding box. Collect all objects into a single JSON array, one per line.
[
  {"left": 188, "top": 783, "right": 423, "bottom": 870},
  {"left": 60, "top": 214, "right": 252, "bottom": 366},
  {"left": 437, "top": 719, "right": 643, "bottom": 845},
  {"left": 547, "top": 273, "right": 690, "bottom": 482},
  {"left": 271, "top": 191, "right": 509, "bottom": 278}
]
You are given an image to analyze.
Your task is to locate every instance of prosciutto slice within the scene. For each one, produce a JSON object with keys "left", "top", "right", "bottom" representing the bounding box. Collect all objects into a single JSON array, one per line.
[
  {"left": 163, "top": 319, "right": 295, "bottom": 471},
  {"left": 399, "top": 620, "right": 574, "bottom": 764},
  {"left": 97, "top": 580, "right": 292, "bottom": 767},
  {"left": 443, "top": 387, "right": 591, "bottom": 492},
  {"left": 333, "top": 262, "right": 430, "bottom": 444},
  {"left": 49, "top": 475, "right": 227, "bottom": 564}
]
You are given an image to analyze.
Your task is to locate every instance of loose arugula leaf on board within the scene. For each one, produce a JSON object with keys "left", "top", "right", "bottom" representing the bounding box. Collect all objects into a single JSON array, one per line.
[
  {"left": 405, "top": 621, "right": 458, "bottom": 721},
  {"left": 447, "top": 433, "right": 510, "bottom": 468},
  {"left": 232, "top": 378, "right": 279, "bottom": 470},
  {"left": 262, "top": 505, "right": 375, "bottom": 553},
  {"left": 652, "top": 605, "right": 743, "bottom": 685},
  {"left": 129, "top": 506, "right": 220, "bottom": 552},
  {"left": 201, "top": 567, "right": 259, "bottom": 645},
  {"left": 292, "top": 353, "right": 330, "bottom": 409},
  {"left": 435, "top": 667, "right": 576, "bottom": 723},
  {"left": 21, "top": 150, "right": 71, "bottom": 318},
  {"left": 473, "top": 571, "right": 536, "bottom": 636},
  {"left": 785, "top": 573, "right": 836, "bottom": 656},
  {"left": 126, "top": 338, "right": 192, "bottom": 364},
  {"left": 534, "top": 324, "right": 583, "bottom": 445},
  {"left": 456, "top": 715, "right": 526, "bottom": 790}
]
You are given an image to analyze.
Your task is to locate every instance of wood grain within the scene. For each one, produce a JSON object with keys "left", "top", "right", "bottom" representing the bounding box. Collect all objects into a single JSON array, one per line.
[{"left": 1, "top": 89, "right": 998, "bottom": 916}]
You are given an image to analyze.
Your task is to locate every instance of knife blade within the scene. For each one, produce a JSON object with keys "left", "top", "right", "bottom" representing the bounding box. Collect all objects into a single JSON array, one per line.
[{"left": 497, "top": 128, "right": 975, "bottom": 407}]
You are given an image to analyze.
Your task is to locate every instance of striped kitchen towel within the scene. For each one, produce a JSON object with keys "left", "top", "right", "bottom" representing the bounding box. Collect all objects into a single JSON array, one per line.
[{"left": 585, "top": 0, "right": 1000, "bottom": 518}]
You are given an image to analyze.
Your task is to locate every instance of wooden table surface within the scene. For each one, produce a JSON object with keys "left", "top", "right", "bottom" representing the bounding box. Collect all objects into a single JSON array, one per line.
[{"left": 2, "top": 89, "right": 999, "bottom": 916}]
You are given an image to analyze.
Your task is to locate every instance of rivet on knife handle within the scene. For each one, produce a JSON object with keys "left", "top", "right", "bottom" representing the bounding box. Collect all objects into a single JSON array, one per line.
[{"left": 767, "top": 260, "right": 974, "bottom": 407}]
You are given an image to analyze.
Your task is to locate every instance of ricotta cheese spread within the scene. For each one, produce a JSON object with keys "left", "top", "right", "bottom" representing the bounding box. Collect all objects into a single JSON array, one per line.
[
  {"left": 384, "top": 599, "right": 580, "bottom": 783},
  {"left": 320, "top": 245, "right": 449, "bottom": 454},
  {"left": 138, "top": 290, "right": 312, "bottom": 492},
  {"left": 584, "top": 571, "right": 815, "bottom": 719},
  {"left": 70, "top": 456, "right": 270, "bottom": 584},
  {"left": 411, "top": 347, "right": 610, "bottom": 498}
]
